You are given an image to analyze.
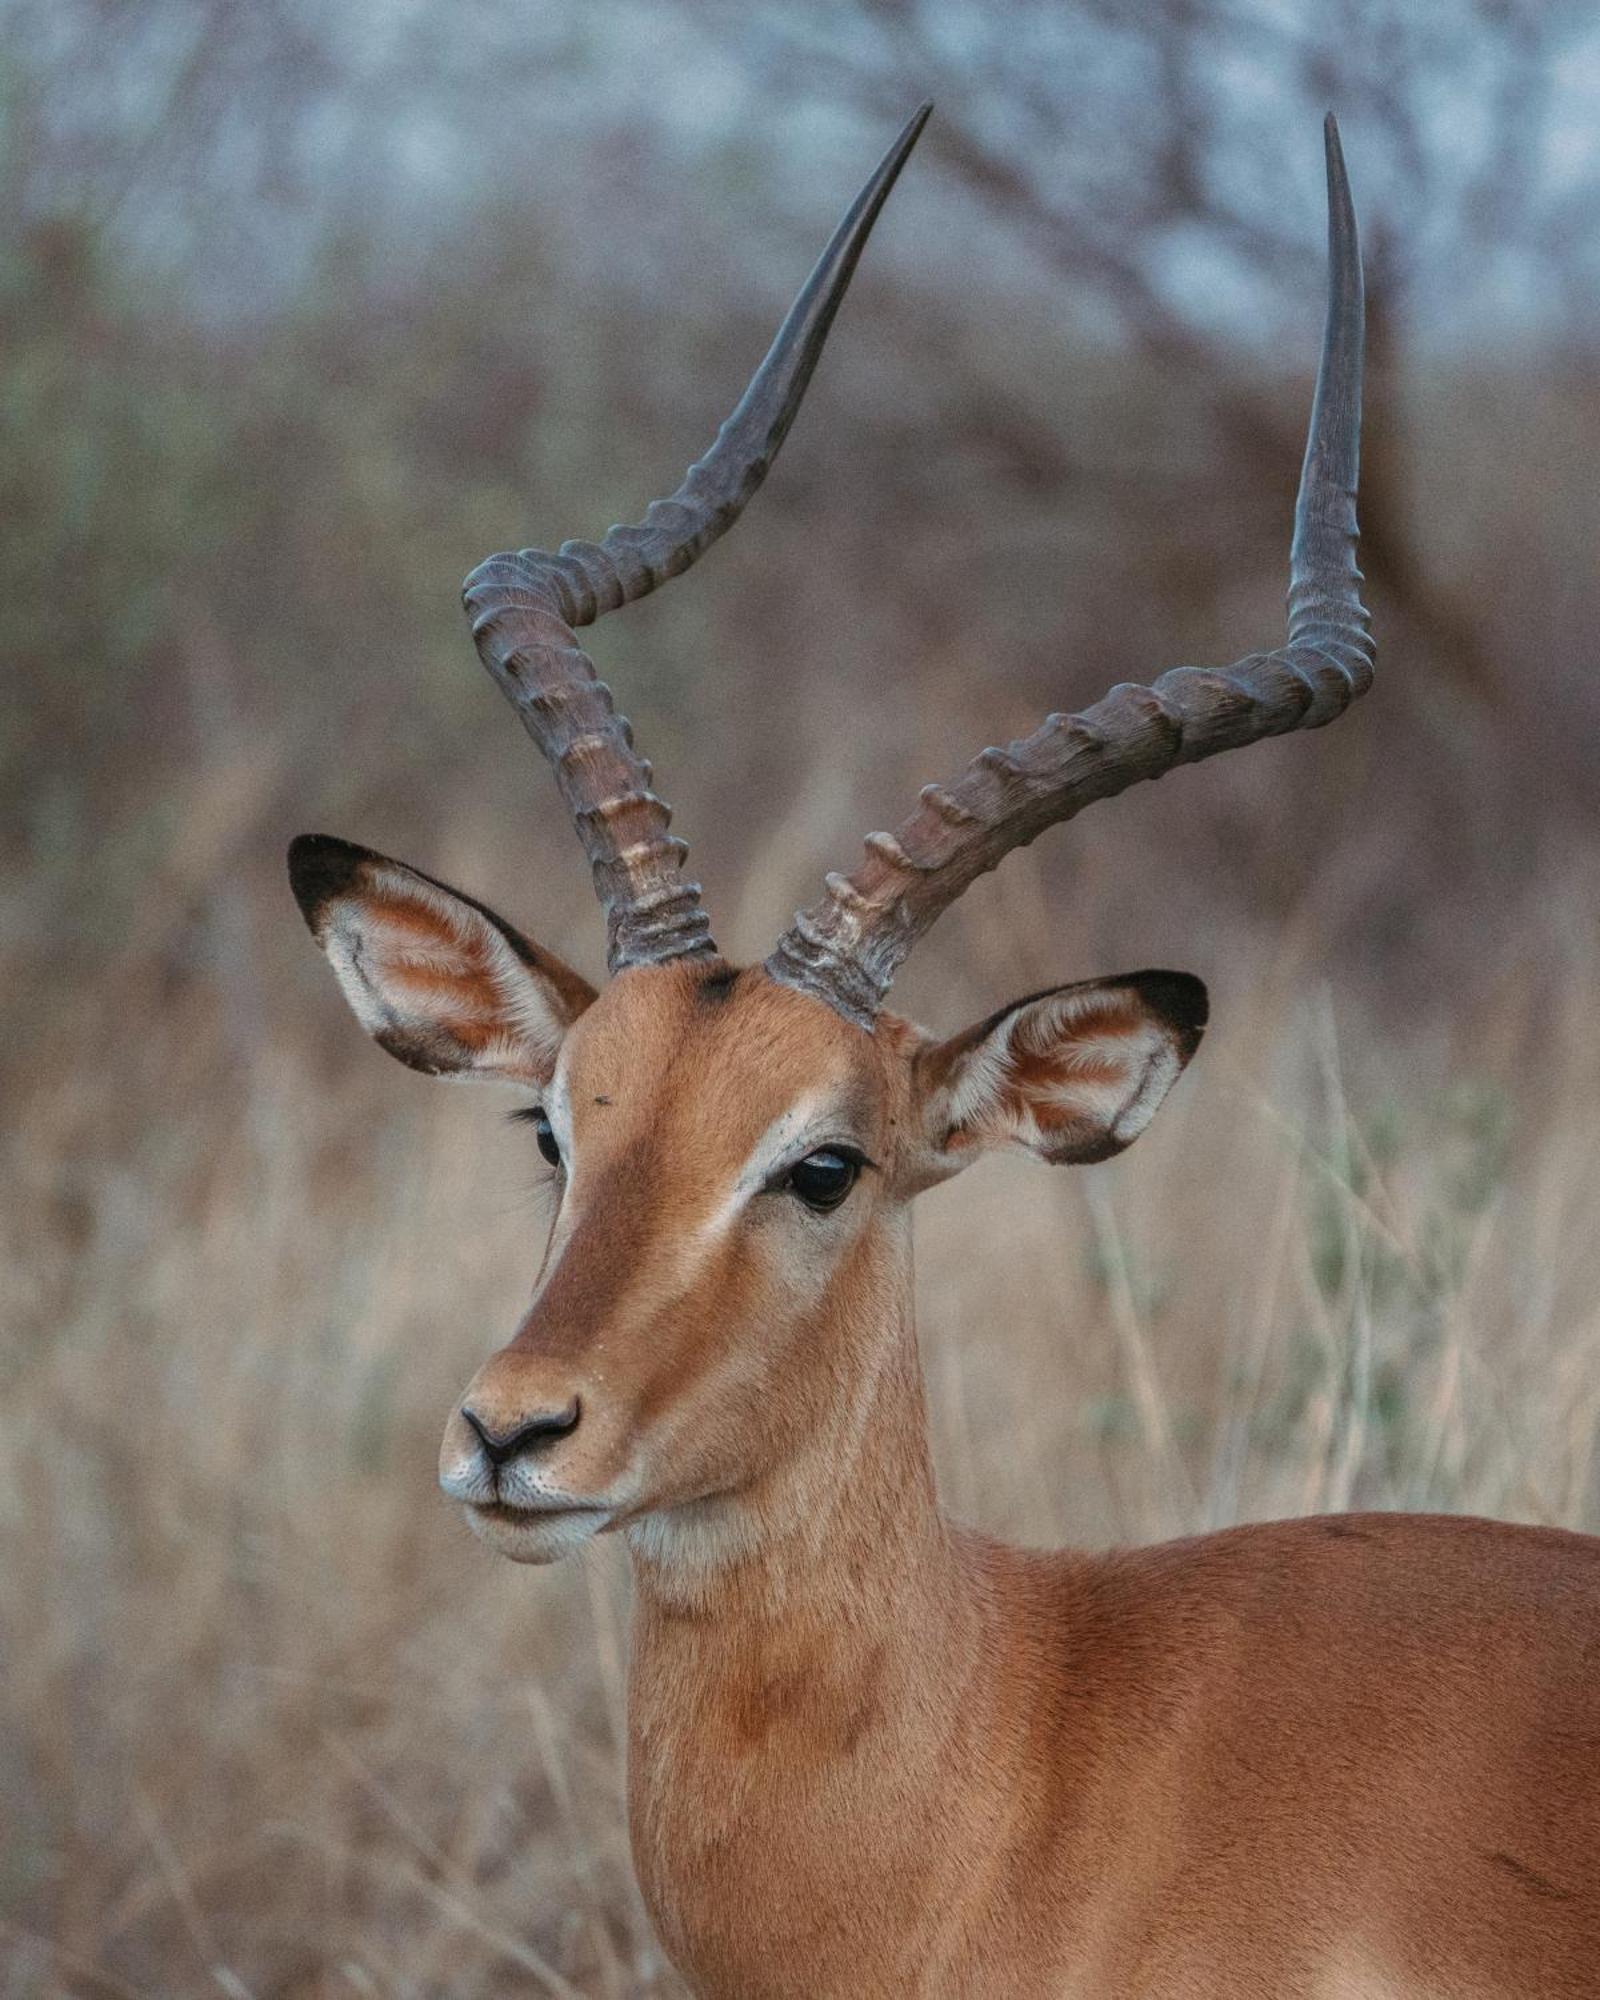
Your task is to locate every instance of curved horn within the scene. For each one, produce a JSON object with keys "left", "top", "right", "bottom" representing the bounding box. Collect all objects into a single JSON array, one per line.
[
  {"left": 767, "top": 114, "right": 1372, "bottom": 1028},
  {"left": 463, "top": 103, "right": 933, "bottom": 973}
]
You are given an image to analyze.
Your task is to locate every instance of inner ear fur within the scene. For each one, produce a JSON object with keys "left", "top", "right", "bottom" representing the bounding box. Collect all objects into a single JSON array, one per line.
[
  {"left": 914, "top": 970, "right": 1208, "bottom": 1174},
  {"left": 287, "top": 833, "right": 595, "bottom": 1086}
]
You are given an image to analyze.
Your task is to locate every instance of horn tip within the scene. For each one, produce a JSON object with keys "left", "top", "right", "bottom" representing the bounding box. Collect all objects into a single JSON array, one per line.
[
  {"left": 1319, "top": 113, "right": 1358, "bottom": 280},
  {"left": 882, "top": 101, "right": 934, "bottom": 177},
  {"left": 1322, "top": 113, "right": 1352, "bottom": 206}
]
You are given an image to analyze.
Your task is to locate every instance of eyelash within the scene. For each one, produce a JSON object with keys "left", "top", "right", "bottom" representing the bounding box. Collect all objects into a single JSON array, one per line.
[
  {"left": 764, "top": 1144, "right": 872, "bottom": 1211},
  {"left": 511, "top": 1105, "right": 562, "bottom": 1170}
]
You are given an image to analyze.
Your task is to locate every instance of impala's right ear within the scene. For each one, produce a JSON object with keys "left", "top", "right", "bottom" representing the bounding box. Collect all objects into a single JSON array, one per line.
[{"left": 287, "top": 834, "right": 595, "bottom": 1086}]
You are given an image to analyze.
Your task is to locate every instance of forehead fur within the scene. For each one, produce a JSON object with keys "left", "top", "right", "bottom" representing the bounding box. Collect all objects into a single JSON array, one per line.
[{"left": 557, "top": 961, "right": 898, "bottom": 1155}]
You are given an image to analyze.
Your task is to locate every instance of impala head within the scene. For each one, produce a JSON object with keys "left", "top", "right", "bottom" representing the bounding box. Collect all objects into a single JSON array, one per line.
[{"left": 290, "top": 109, "right": 1370, "bottom": 1567}]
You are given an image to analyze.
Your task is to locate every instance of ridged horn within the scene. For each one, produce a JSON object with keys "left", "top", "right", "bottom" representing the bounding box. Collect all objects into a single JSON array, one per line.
[
  {"left": 767, "top": 114, "right": 1371, "bottom": 1029},
  {"left": 463, "top": 104, "right": 933, "bottom": 972}
]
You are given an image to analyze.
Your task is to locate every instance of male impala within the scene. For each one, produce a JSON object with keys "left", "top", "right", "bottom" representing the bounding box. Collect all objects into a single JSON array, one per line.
[{"left": 290, "top": 110, "right": 1600, "bottom": 1997}]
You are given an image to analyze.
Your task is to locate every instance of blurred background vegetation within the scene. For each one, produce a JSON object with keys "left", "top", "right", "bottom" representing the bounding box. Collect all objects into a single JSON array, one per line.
[{"left": 8, "top": 0, "right": 1600, "bottom": 1993}]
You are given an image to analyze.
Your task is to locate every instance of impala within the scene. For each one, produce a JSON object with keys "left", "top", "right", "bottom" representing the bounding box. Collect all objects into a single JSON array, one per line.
[{"left": 290, "top": 109, "right": 1600, "bottom": 1997}]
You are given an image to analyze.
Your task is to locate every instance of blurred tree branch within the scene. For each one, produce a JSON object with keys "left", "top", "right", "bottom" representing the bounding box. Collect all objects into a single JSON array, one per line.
[{"left": 676, "top": 0, "right": 1600, "bottom": 734}]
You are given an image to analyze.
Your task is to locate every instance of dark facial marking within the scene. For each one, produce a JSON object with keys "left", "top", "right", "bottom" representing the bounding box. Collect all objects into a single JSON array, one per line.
[{"left": 696, "top": 966, "right": 740, "bottom": 1006}]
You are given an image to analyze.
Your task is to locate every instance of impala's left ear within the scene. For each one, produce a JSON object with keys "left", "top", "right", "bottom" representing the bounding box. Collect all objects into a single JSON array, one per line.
[{"left": 912, "top": 971, "right": 1207, "bottom": 1182}]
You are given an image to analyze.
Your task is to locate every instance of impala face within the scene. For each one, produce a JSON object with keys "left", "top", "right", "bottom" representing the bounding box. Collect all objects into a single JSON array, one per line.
[
  {"left": 289, "top": 836, "right": 1205, "bottom": 1566},
  {"left": 438, "top": 963, "right": 904, "bottom": 1564}
]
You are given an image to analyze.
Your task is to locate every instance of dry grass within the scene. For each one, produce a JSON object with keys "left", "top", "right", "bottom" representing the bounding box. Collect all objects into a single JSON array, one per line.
[{"left": 9, "top": 752, "right": 1600, "bottom": 1996}]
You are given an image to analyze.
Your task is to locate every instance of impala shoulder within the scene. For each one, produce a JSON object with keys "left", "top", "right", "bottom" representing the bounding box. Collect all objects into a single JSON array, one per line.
[{"left": 1092, "top": 1513, "right": 1600, "bottom": 1671}]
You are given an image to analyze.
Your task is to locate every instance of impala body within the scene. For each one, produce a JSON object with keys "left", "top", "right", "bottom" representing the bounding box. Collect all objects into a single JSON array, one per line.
[{"left": 291, "top": 110, "right": 1600, "bottom": 1996}]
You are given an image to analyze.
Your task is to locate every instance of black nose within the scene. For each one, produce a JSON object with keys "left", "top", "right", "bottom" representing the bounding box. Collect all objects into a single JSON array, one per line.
[{"left": 461, "top": 1399, "right": 581, "bottom": 1467}]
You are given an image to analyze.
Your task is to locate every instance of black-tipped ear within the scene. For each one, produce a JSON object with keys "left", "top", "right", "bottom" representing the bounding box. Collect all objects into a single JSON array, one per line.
[
  {"left": 286, "top": 834, "right": 595, "bottom": 1085},
  {"left": 288, "top": 832, "right": 368, "bottom": 931},
  {"left": 1113, "top": 969, "right": 1209, "bottom": 1059},
  {"left": 913, "top": 969, "right": 1207, "bottom": 1180}
]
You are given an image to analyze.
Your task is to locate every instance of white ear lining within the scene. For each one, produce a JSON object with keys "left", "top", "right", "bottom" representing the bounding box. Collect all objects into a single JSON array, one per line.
[
  {"left": 929, "top": 980, "right": 1196, "bottom": 1167},
  {"left": 314, "top": 864, "right": 580, "bottom": 1084},
  {"left": 1105, "top": 1037, "right": 1182, "bottom": 1147},
  {"left": 942, "top": 1019, "right": 1015, "bottom": 1133}
]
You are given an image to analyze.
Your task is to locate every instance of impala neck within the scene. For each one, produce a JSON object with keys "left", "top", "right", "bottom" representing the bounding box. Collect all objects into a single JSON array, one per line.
[
  {"left": 621, "top": 1215, "right": 991, "bottom": 1989},
  {"left": 624, "top": 1212, "right": 956, "bottom": 1622}
]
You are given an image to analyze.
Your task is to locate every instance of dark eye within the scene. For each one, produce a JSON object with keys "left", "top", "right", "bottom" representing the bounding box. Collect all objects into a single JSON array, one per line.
[
  {"left": 521, "top": 1108, "right": 562, "bottom": 1169},
  {"left": 785, "top": 1148, "right": 860, "bottom": 1213}
]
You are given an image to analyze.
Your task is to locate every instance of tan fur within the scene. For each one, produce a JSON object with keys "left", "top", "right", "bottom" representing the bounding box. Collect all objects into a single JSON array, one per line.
[{"left": 299, "top": 870, "right": 1600, "bottom": 1998}]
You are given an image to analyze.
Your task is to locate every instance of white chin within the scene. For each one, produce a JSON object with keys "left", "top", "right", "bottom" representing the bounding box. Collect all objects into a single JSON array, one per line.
[{"left": 462, "top": 1502, "right": 610, "bottom": 1564}]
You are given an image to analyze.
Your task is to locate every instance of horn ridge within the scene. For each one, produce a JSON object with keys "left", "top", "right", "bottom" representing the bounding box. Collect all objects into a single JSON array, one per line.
[
  {"left": 462, "top": 105, "right": 932, "bottom": 972},
  {"left": 766, "top": 114, "right": 1372, "bottom": 1028}
]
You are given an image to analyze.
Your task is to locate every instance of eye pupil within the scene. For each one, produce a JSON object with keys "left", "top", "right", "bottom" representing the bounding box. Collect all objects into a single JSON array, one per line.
[
  {"left": 531, "top": 1111, "right": 562, "bottom": 1170},
  {"left": 787, "top": 1148, "right": 859, "bottom": 1212}
]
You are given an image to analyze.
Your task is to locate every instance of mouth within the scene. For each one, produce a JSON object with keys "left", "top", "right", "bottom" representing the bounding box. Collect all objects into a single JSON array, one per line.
[{"left": 461, "top": 1496, "right": 612, "bottom": 1563}]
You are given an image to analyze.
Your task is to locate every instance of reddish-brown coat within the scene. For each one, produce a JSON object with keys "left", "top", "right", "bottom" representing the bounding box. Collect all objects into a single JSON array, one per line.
[{"left": 290, "top": 860, "right": 1600, "bottom": 1997}]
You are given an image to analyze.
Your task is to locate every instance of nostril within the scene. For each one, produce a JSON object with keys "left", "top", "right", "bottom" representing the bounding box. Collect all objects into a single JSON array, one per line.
[{"left": 461, "top": 1398, "right": 581, "bottom": 1468}]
